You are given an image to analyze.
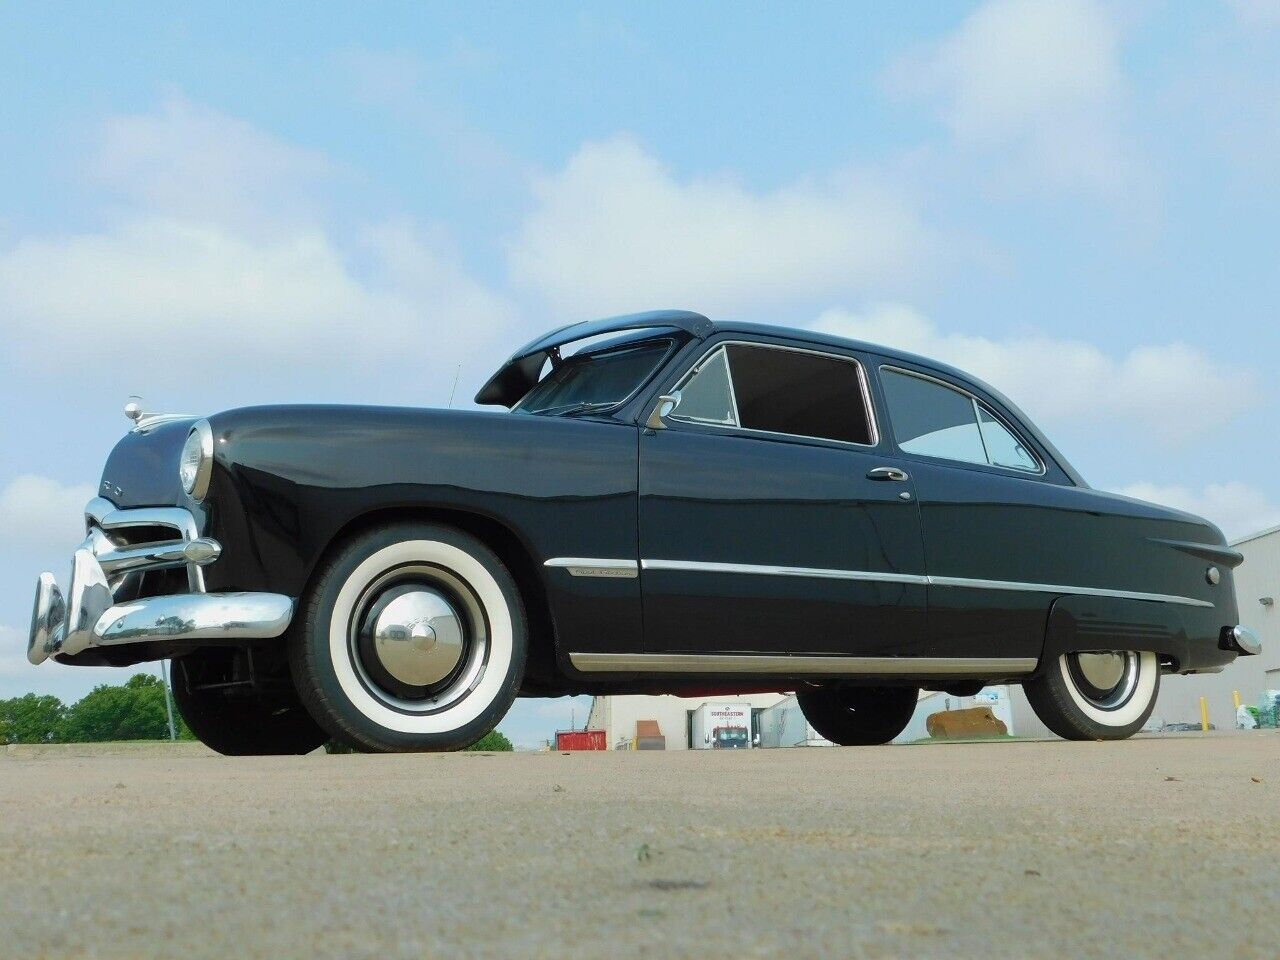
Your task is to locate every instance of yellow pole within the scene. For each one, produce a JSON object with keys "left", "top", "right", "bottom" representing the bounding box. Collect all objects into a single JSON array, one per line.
[
  {"left": 1232, "top": 690, "right": 1242, "bottom": 711},
  {"left": 1199, "top": 696, "right": 1210, "bottom": 732}
]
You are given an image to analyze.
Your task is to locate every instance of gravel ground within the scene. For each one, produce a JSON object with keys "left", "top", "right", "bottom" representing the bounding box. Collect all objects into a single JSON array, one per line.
[{"left": 2, "top": 733, "right": 1277, "bottom": 959}]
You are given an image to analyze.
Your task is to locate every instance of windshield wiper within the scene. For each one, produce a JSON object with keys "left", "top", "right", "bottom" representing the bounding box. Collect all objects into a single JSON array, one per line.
[{"left": 534, "top": 401, "right": 617, "bottom": 417}]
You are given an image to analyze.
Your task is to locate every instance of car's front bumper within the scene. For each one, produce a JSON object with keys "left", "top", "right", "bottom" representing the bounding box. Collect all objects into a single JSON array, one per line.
[{"left": 28, "top": 497, "right": 294, "bottom": 665}]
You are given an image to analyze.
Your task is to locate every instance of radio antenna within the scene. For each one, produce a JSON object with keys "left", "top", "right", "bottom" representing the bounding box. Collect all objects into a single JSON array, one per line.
[{"left": 446, "top": 364, "right": 461, "bottom": 408}]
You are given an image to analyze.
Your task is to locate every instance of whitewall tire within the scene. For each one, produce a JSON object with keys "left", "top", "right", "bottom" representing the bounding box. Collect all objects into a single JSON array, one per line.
[
  {"left": 1023, "top": 650, "right": 1160, "bottom": 741},
  {"left": 290, "top": 523, "right": 527, "bottom": 752}
]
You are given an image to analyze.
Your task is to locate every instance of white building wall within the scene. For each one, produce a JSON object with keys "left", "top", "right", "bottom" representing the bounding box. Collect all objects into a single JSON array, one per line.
[
  {"left": 588, "top": 693, "right": 786, "bottom": 750},
  {"left": 1141, "top": 526, "right": 1278, "bottom": 729}
]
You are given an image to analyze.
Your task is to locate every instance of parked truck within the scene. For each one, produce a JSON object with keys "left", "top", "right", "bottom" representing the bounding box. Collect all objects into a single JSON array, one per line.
[
  {"left": 758, "top": 696, "right": 832, "bottom": 748},
  {"left": 691, "top": 702, "right": 753, "bottom": 749}
]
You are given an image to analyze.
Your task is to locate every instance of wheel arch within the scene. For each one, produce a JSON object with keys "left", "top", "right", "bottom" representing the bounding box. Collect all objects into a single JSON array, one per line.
[
  {"left": 304, "top": 505, "right": 559, "bottom": 691},
  {"left": 1039, "top": 593, "right": 1191, "bottom": 675}
]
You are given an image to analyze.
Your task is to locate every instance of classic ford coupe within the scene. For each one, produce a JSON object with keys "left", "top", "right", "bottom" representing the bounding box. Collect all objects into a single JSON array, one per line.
[{"left": 29, "top": 311, "right": 1260, "bottom": 752}]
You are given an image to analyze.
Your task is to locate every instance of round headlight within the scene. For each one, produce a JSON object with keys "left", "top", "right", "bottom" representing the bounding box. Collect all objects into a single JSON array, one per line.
[{"left": 180, "top": 420, "right": 214, "bottom": 500}]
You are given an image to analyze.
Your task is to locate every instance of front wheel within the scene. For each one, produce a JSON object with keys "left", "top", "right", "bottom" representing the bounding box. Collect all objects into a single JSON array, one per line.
[
  {"left": 1023, "top": 650, "right": 1160, "bottom": 741},
  {"left": 172, "top": 649, "right": 328, "bottom": 755},
  {"left": 797, "top": 685, "right": 919, "bottom": 745},
  {"left": 289, "top": 522, "right": 527, "bottom": 753}
]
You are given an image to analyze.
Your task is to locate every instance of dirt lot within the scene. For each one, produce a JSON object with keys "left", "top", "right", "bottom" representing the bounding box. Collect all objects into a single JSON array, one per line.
[{"left": 2, "top": 734, "right": 1277, "bottom": 959}]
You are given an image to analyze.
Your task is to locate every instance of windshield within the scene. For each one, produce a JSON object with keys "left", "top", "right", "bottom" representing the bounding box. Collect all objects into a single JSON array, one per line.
[{"left": 516, "top": 339, "right": 673, "bottom": 415}]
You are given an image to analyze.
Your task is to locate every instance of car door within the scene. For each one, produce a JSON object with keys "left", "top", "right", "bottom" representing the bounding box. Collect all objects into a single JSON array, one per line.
[
  {"left": 637, "top": 337, "right": 928, "bottom": 656},
  {"left": 875, "top": 363, "right": 1054, "bottom": 663}
]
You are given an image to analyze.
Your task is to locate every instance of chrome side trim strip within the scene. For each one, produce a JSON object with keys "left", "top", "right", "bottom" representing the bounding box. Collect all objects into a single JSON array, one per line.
[
  {"left": 569, "top": 652, "right": 1037, "bottom": 675},
  {"left": 640, "top": 559, "right": 928, "bottom": 586},
  {"left": 639, "top": 559, "right": 1212, "bottom": 608},
  {"left": 544, "top": 557, "right": 639, "bottom": 579},
  {"left": 925, "top": 575, "right": 1214, "bottom": 609}
]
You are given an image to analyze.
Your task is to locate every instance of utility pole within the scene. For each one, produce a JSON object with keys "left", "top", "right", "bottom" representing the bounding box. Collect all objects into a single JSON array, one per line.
[{"left": 160, "top": 660, "right": 177, "bottom": 741}]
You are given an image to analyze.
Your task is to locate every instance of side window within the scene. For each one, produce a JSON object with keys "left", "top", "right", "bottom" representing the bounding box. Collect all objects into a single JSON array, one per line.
[
  {"left": 880, "top": 367, "right": 1039, "bottom": 473},
  {"left": 670, "top": 343, "right": 876, "bottom": 445},
  {"left": 977, "top": 407, "right": 1039, "bottom": 472},
  {"left": 726, "top": 345, "right": 873, "bottom": 445},
  {"left": 671, "top": 348, "right": 737, "bottom": 425}
]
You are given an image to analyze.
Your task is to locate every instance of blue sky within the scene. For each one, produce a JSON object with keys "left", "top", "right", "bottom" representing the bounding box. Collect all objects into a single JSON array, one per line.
[{"left": 2, "top": 1, "right": 1279, "bottom": 746}]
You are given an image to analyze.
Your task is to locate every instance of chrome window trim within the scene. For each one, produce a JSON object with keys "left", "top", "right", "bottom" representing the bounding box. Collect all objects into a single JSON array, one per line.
[
  {"left": 568, "top": 652, "right": 1038, "bottom": 675},
  {"left": 640, "top": 558, "right": 1212, "bottom": 608},
  {"left": 666, "top": 339, "right": 880, "bottom": 449},
  {"left": 879, "top": 365, "right": 1045, "bottom": 476},
  {"left": 666, "top": 345, "right": 738, "bottom": 427}
]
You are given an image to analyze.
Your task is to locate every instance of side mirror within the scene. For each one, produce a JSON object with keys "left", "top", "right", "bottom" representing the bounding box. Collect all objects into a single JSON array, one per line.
[{"left": 644, "top": 392, "right": 681, "bottom": 430}]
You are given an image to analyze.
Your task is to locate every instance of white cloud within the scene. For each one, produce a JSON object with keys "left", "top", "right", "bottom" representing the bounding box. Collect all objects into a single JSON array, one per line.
[
  {"left": 1111, "top": 482, "right": 1280, "bottom": 542},
  {"left": 94, "top": 95, "right": 334, "bottom": 231},
  {"left": 0, "top": 100, "right": 518, "bottom": 388},
  {"left": 887, "top": 0, "right": 1141, "bottom": 194},
  {"left": 0, "top": 217, "right": 515, "bottom": 380},
  {"left": 814, "top": 304, "right": 1251, "bottom": 442},
  {"left": 0, "top": 475, "right": 96, "bottom": 552},
  {"left": 508, "top": 136, "right": 934, "bottom": 317}
]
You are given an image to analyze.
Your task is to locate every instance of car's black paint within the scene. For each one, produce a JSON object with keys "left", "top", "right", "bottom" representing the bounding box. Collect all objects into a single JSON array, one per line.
[
  {"left": 95, "top": 312, "right": 1241, "bottom": 691},
  {"left": 638, "top": 423, "right": 928, "bottom": 657}
]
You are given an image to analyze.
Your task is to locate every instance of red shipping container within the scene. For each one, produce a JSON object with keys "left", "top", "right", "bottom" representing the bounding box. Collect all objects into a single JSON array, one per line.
[{"left": 555, "top": 729, "right": 607, "bottom": 751}]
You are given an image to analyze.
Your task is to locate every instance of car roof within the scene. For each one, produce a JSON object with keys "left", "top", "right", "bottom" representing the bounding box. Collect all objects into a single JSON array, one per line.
[{"left": 473, "top": 309, "right": 1086, "bottom": 487}]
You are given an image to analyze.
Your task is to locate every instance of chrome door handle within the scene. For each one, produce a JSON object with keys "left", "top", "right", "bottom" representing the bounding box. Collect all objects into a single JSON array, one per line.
[{"left": 867, "top": 466, "right": 910, "bottom": 482}]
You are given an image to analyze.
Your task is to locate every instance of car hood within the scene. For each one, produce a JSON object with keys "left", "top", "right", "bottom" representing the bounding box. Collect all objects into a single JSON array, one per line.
[{"left": 99, "top": 416, "right": 200, "bottom": 508}]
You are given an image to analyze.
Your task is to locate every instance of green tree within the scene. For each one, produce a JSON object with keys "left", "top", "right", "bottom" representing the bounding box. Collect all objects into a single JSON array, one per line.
[
  {"left": 0, "top": 693, "right": 66, "bottom": 744},
  {"left": 57, "top": 673, "right": 188, "bottom": 743},
  {"left": 465, "top": 729, "right": 513, "bottom": 752}
]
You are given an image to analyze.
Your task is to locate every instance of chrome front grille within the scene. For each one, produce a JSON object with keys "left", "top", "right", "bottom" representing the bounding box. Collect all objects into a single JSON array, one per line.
[
  {"left": 84, "top": 496, "right": 218, "bottom": 594},
  {"left": 28, "top": 497, "right": 292, "bottom": 666}
]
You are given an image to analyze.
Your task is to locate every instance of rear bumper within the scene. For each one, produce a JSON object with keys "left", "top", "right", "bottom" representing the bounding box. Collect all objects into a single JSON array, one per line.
[{"left": 28, "top": 498, "right": 294, "bottom": 665}]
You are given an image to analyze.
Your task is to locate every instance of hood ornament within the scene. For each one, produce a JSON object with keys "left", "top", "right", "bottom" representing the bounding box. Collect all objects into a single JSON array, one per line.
[{"left": 123, "top": 396, "right": 195, "bottom": 433}]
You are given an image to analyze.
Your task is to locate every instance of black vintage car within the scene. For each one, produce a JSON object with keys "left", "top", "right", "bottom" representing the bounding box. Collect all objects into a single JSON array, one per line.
[{"left": 28, "top": 311, "right": 1260, "bottom": 752}]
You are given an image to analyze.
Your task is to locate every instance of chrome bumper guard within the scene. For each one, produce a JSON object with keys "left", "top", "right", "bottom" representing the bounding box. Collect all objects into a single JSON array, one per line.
[{"left": 28, "top": 497, "right": 293, "bottom": 665}]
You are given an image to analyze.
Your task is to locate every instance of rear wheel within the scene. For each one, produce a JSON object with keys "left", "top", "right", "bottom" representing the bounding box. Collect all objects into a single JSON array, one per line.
[
  {"left": 289, "top": 522, "right": 527, "bottom": 753},
  {"left": 172, "top": 649, "right": 328, "bottom": 756},
  {"left": 1023, "top": 650, "right": 1159, "bottom": 741},
  {"left": 797, "top": 685, "right": 919, "bottom": 745}
]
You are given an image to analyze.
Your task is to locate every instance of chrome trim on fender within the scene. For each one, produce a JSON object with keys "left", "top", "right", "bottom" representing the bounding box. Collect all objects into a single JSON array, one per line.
[
  {"left": 641, "top": 558, "right": 928, "bottom": 586},
  {"left": 640, "top": 558, "right": 1213, "bottom": 608},
  {"left": 925, "top": 575, "right": 1214, "bottom": 609},
  {"left": 544, "top": 557, "right": 639, "bottom": 579},
  {"left": 569, "top": 652, "right": 1037, "bottom": 675}
]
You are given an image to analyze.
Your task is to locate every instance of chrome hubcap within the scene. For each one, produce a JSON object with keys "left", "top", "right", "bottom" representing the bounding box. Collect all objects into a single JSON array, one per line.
[
  {"left": 1068, "top": 650, "right": 1139, "bottom": 709},
  {"left": 349, "top": 565, "right": 488, "bottom": 711},
  {"left": 1074, "top": 652, "right": 1125, "bottom": 692},
  {"left": 369, "top": 588, "right": 465, "bottom": 688}
]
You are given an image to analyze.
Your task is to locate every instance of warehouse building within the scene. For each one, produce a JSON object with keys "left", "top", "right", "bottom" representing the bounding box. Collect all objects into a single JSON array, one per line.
[{"left": 586, "top": 693, "right": 786, "bottom": 749}]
